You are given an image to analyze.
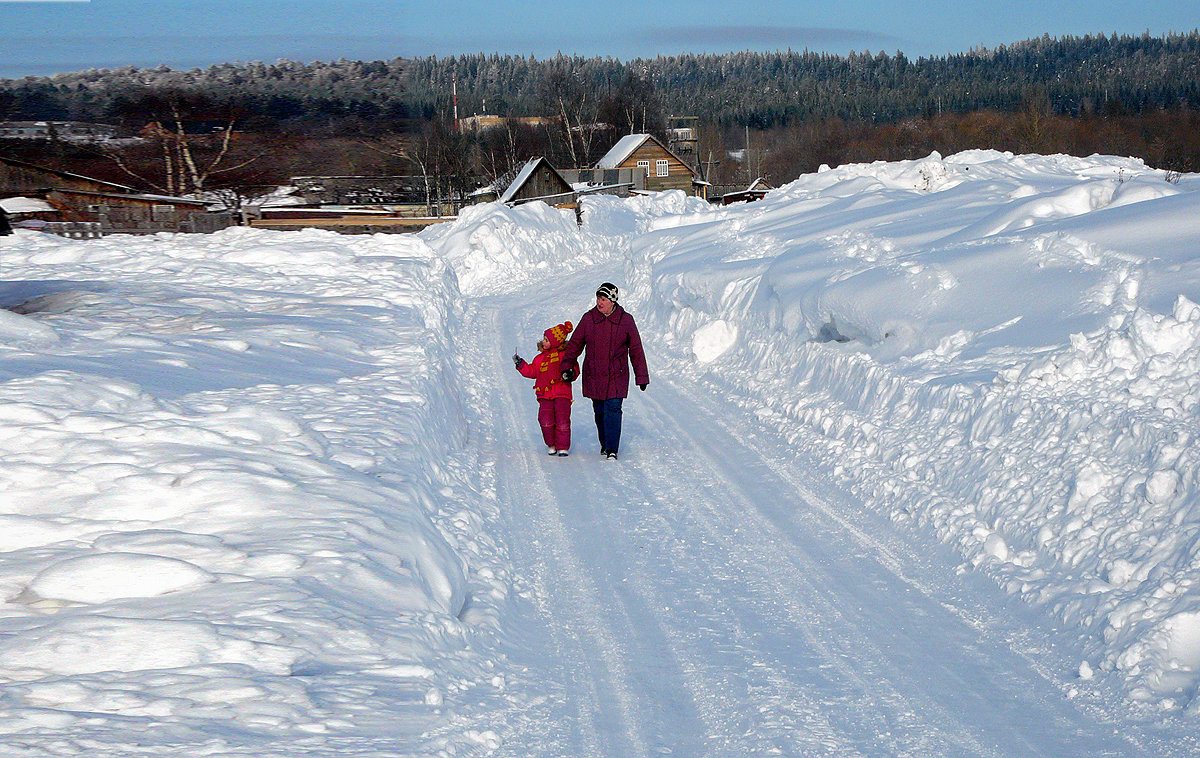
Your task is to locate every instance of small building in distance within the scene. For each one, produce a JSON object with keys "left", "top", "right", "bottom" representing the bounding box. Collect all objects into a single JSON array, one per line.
[
  {"left": 595, "top": 133, "right": 705, "bottom": 198},
  {"left": 498, "top": 157, "right": 573, "bottom": 206},
  {"left": 721, "top": 177, "right": 773, "bottom": 205},
  {"left": 0, "top": 121, "right": 125, "bottom": 142},
  {"left": 291, "top": 175, "right": 425, "bottom": 205},
  {"left": 44, "top": 188, "right": 218, "bottom": 233},
  {"left": 459, "top": 115, "right": 558, "bottom": 133}
]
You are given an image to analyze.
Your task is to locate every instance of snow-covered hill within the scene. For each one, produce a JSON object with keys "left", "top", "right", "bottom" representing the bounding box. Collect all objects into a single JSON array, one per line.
[
  {"left": 1, "top": 149, "right": 1198, "bottom": 755},
  {"left": 620, "top": 151, "right": 1200, "bottom": 711}
]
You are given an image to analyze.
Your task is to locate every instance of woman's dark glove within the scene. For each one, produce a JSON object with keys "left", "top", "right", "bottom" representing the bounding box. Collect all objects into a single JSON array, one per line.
[
  {"left": 638, "top": 381, "right": 648, "bottom": 391},
  {"left": 561, "top": 366, "right": 578, "bottom": 382}
]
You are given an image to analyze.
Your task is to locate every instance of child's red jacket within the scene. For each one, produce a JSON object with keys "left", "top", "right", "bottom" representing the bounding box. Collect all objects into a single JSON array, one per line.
[{"left": 517, "top": 346, "right": 578, "bottom": 401}]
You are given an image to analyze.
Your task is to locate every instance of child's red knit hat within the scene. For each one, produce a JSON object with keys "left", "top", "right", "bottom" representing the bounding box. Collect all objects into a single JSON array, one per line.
[{"left": 543, "top": 320, "right": 573, "bottom": 347}]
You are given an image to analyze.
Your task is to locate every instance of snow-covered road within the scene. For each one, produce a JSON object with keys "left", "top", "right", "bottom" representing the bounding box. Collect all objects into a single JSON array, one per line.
[{"left": 462, "top": 273, "right": 1184, "bottom": 756}]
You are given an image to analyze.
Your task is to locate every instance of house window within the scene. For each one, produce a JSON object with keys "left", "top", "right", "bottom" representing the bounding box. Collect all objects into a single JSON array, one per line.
[
  {"left": 151, "top": 204, "right": 175, "bottom": 221},
  {"left": 657, "top": 160, "right": 669, "bottom": 177},
  {"left": 87, "top": 204, "right": 109, "bottom": 214},
  {"left": 637, "top": 160, "right": 650, "bottom": 175}
]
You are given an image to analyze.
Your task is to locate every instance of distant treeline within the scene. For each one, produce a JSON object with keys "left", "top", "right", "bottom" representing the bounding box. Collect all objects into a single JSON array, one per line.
[{"left": 1, "top": 32, "right": 1198, "bottom": 129}]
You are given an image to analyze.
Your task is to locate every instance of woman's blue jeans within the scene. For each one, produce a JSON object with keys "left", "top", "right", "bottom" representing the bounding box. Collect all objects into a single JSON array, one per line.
[{"left": 592, "top": 398, "right": 623, "bottom": 453}]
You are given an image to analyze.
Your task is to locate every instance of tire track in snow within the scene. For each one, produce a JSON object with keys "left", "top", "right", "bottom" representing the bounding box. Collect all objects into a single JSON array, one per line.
[
  {"left": 630, "top": 372, "right": 1144, "bottom": 756},
  {"left": 481, "top": 287, "right": 978, "bottom": 754},
  {"left": 485, "top": 293, "right": 774, "bottom": 755},
  {"left": 626, "top": 390, "right": 998, "bottom": 755},
  {"left": 484, "top": 304, "right": 661, "bottom": 758},
  {"left": 578, "top": 462, "right": 862, "bottom": 755},
  {"left": 486, "top": 293, "right": 865, "bottom": 754},
  {"left": 464, "top": 276, "right": 1145, "bottom": 756}
]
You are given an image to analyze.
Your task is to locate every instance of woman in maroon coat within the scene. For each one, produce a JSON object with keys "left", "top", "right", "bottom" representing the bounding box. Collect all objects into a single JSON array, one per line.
[{"left": 563, "top": 282, "right": 649, "bottom": 460}]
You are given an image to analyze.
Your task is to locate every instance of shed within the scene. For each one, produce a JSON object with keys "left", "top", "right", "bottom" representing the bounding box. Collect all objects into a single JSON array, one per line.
[
  {"left": 721, "top": 178, "right": 773, "bottom": 205},
  {"left": 43, "top": 188, "right": 217, "bottom": 233},
  {"left": 1, "top": 156, "right": 233, "bottom": 234},
  {"left": 498, "top": 157, "right": 574, "bottom": 206}
]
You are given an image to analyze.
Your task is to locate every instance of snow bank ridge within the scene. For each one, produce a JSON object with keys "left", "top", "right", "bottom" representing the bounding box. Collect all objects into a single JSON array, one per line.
[{"left": 619, "top": 151, "right": 1200, "bottom": 709}]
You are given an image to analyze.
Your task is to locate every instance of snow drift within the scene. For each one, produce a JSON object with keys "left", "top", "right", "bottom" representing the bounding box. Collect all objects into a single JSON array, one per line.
[
  {"left": 590, "top": 151, "right": 1200, "bottom": 710},
  {"left": 0, "top": 227, "right": 475, "bottom": 748}
]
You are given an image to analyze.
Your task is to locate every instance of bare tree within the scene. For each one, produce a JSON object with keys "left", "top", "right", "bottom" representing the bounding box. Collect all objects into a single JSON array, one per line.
[
  {"left": 1014, "top": 86, "right": 1054, "bottom": 153},
  {"left": 101, "top": 89, "right": 261, "bottom": 196},
  {"left": 475, "top": 121, "right": 552, "bottom": 184},
  {"left": 540, "top": 65, "right": 601, "bottom": 168}
]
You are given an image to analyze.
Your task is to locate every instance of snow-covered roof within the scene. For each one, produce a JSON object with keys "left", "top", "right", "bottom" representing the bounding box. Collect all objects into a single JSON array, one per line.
[
  {"left": 596, "top": 133, "right": 699, "bottom": 178},
  {"left": 596, "top": 134, "right": 652, "bottom": 169},
  {"left": 498, "top": 157, "right": 572, "bottom": 205},
  {"left": 49, "top": 188, "right": 207, "bottom": 206},
  {"left": 499, "top": 158, "right": 544, "bottom": 204},
  {"left": 0, "top": 196, "right": 55, "bottom": 213}
]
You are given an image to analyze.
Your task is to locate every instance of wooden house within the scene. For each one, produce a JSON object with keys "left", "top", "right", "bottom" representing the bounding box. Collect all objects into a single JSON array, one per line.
[
  {"left": 595, "top": 133, "right": 704, "bottom": 198},
  {"left": 498, "top": 157, "right": 574, "bottom": 206}
]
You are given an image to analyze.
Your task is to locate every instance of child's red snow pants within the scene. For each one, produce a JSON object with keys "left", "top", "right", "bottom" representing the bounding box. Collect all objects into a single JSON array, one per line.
[{"left": 538, "top": 397, "right": 571, "bottom": 451}]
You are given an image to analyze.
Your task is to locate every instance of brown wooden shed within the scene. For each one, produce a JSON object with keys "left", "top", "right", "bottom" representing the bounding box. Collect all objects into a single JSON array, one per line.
[
  {"left": 1, "top": 156, "right": 233, "bottom": 234},
  {"left": 721, "top": 178, "right": 773, "bottom": 205},
  {"left": 498, "top": 157, "right": 574, "bottom": 206}
]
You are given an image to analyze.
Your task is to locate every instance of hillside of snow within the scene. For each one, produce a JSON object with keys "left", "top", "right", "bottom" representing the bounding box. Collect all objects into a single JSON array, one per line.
[
  {"left": 0, "top": 148, "right": 1198, "bottom": 754},
  {"left": 0, "top": 227, "right": 486, "bottom": 753},
  {"left": 618, "top": 151, "right": 1200, "bottom": 711}
]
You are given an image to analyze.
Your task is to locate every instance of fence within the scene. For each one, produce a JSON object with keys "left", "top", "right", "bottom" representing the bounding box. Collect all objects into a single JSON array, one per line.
[
  {"left": 39, "top": 212, "right": 234, "bottom": 238},
  {"left": 43, "top": 221, "right": 103, "bottom": 239}
]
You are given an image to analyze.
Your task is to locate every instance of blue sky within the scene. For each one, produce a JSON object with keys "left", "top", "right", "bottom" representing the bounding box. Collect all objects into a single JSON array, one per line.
[{"left": 0, "top": 0, "right": 1195, "bottom": 78}]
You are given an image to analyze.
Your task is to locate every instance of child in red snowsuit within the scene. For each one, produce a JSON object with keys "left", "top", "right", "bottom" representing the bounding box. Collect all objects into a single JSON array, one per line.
[{"left": 513, "top": 321, "right": 579, "bottom": 456}]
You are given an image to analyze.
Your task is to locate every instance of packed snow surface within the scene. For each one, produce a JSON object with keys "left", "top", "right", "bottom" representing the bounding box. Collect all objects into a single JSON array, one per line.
[{"left": 1, "top": 149, "right": 1199, "bottom": 755}]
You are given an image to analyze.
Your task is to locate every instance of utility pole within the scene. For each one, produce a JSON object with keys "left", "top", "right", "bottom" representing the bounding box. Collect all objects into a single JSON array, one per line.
[
  {"left": 701, "top": 150, "right": 719, "bottom": 183},
  {"left": 453, "top": 74, "right": 459, "bottom": 131},
  {"left": 745, "top": 124, "right": 751, "bottom": 184}
]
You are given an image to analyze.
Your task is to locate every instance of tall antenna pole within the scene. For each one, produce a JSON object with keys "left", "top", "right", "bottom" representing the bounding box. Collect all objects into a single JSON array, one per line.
[
  {"left": 745, "top": 124, "right": 750, "bottom": 184},
  {"left": 453, "top": 74, "right": 459, "bottom": 131}
]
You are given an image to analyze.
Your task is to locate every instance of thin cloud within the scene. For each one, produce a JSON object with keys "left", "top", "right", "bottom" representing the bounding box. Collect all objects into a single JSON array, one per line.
[{"left": 648, "top": 24, "right": 904, "bottom": 52}]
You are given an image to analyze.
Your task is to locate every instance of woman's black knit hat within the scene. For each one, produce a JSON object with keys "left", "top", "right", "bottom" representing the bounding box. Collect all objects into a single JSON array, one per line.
[{"left": 596, "top": 282, "right": 619, "bottom": 303}]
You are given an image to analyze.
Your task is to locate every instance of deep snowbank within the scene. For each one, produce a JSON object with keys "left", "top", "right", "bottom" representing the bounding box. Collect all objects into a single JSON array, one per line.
[
  {"left": 592, "top": 151, "right": 1200, "bottom": 709},
  {"left": 2, "top": 146, "right": 1198, "bottom": 750},
  {"left": 0, "top": 227, "right": 476, "bottom": 747}
]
